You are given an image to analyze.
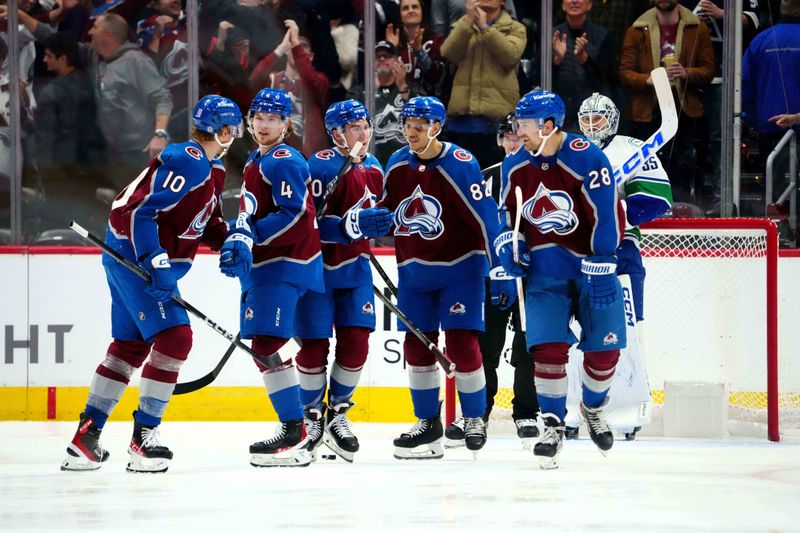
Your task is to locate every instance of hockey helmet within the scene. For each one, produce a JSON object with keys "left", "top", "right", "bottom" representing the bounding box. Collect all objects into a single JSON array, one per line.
[
  {"left": 249, "top": 88, "right": 294, "bottom": 120},
  {"left": 515, "top": 90, "right": 566, "bottom": 130},
  {"left": 497, "top": 113, "right": 515, "bottom": 146},
  {"left": 192, "top": 95, "right": 244, "bottom": 137},
  {"left": 578, "top": 93, "right": 620, "bottom": 146},
  {"left": 324, "top": 100, "right": 373, "bottom": 136},
  {"left": 401, "top": 96, "right": 446, "bottom": 128}
]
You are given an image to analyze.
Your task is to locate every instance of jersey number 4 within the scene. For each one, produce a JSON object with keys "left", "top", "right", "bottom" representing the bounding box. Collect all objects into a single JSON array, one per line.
[{"left": 280, "top": 181, "right": 293, "bottom": 199}]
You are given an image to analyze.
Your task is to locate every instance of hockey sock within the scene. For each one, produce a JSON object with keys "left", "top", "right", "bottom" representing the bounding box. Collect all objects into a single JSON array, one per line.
[
  {"left": 263, "top": 364, "right": 304, "bottom": 421},
  {"left": 138, "top": 326, "right": 191, "bottom": 426},
  {"left": 408, "top": 364, "right": 440, "bottom": 419},
  {"left": 86, "top": 339, "right": 152, "bottom": 428},
  {"left": 533, "top": 342, "right": 570, "bottom": 421},
  {"left": 581, "top": 350, "right": 619, "bottom": 408},
  {"left": 296, "top": 338, "right": 329, "bottom": 407},
  {"left": 455, "top": 367, "right": 487, "bottom": 418},
  {"left": 330, "top": 361, "right": 363, "bottom": 404}
]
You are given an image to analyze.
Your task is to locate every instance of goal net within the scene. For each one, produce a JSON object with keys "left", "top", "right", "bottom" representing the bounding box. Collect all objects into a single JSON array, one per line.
[{"left": 446, "top": 218, "right": 799, "bottom": 441}]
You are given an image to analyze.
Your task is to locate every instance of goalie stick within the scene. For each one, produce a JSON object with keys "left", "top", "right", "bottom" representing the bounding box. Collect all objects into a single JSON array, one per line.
[
  {"left": 513, "top": 186, "right": 527, "bottom": 333},
  {"left": 613, "top": 67, "right": 678, "bottom": 185},
  {"left": 68, "top": 221, "right": 280, "bottom": 371}
]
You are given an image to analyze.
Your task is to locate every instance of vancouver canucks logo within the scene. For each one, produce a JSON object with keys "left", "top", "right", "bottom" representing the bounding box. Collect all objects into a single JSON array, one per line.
[
  {"left": 521, "top": 183, "right": 579, "bottom": 235},
  {"left": 179, "top": 196, "right": 217, "bottom": 239},
  {"left": 394, "top": 185, "right": 444, "bottom": 240}
]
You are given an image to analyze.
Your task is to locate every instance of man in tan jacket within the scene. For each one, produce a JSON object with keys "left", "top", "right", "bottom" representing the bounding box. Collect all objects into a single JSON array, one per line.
[
  {"left": 618, "top": 0, "right": 714, "bottom": 204},
  {"left": 441, "top": 0, "right": 526, "bottom": 168}
]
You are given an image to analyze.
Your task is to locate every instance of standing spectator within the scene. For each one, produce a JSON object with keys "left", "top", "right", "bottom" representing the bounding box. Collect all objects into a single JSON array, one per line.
[
  {"left": 618, "top": 0, "right": 714, "bottom": 204},
  {"left": 431, "top": 0, "right": 517, "bottom": 36},
  {"left": 385, "top": 0, "right": 446, "bottom": 98},
  {"left": 552, "top": 0, "right": 614, "bottom": 131},
  {"left": 347, "top": 41, "right": 425, "bottom": 166},
  {"left": 13, "top": 9, "right": 174, "bottom": 189},
  {"left": 249, "top": 19, "right": 329, "bottom": 158},
  {"left": 440, "top": 0, "right": 526, "bottom": 168},
  {"left": 136, "top": 0, "right": 189, "bottom": 141}
]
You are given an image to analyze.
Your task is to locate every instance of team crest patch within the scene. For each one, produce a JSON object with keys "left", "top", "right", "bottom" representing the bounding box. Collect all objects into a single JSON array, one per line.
[
  {"left": 315, "top": 149, "right": 335, "bottom": 160},
  {"left": 273, "top": 149, "right": 292, "bottom": 159},
  {"left": 362, "top": 302, "right": 375, "bottom": 315},
  {"left": 521, "top": 182, "right": 579, "bottom": 235},
  {"left": 138, "top": 311, "right": 146, "bottom": 321},
  {"left": 244, "top": 307, "right": 254, "bottom": 320},
  {"left": 449, "top": 302, "right": 466, "bottom": 315},
  {"left": 185, "top": 146, "right": 203, "bottom": 160},
  {"left": 453, "top": 149, "right": 472, "bottom": 162},
  {"left": 394, "top": 185, "right": 444, "bottom": 240},
  {"left": 569, "top": 138, "right": 591, "bottom": 151},
  {"left": 179, "top": 196, "right": 216, "bottom": 239},
  {"left": 603, "top": 332, "right": 619, "bottom": 346}
]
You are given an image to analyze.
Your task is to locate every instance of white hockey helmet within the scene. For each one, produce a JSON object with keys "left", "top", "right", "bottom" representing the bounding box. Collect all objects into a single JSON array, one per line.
[{"left": 578, "top": 93, "right": 619, "bottom": 146}]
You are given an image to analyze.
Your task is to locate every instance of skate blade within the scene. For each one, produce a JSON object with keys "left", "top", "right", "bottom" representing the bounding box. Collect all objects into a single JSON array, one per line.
[
  {"left": 126, "top": 450, "right": 169, "bottom": 473},
  {"left": 321, "top": 435, "right": 355, "bottom": 463},
  {"left": 393, "top": 440, "right": 444, "bottom": 460},
  {"left": 520, "top": 438, "right": 534, "bottom": 451},
  {"left": 535, "top": 455, "right": 559, "bottom": 470},
  {"left": 250, "top": 449, "right": 312, "bottom": 468},
  {"left": 61, "top": 454, "right": 102, "bottom": 471},
  {"left": 444, "top": 437, "right": 466, "bottom": 449}
]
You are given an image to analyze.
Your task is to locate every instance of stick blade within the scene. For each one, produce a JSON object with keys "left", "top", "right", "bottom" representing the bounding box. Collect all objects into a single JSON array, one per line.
[
  {"left": 651, "top": 67, "right": 678, "bottom": 140},
  {"left": 68, "top": 221, "right": 89, "bottom": 238}
]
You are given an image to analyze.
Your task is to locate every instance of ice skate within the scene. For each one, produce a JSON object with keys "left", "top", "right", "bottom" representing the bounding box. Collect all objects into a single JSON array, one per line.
[
  {"left": 514, "top": 418, "right": 539, "bottom": 450},
  {"left": 323, "top": 401, "right": 359, "bottom": 463},
  {"left": 303, "top": 404, "right": 326, "bottom": 461},
  {"left": 564, "top": 426, "right": 580, "bottom": 440},
  {"left": 61, "top": 412, "right": 110, "bottom": 471},
  {"left": 393, "top": 416, "right": 444, "bottom": 460},
  {"left": 444, "top": 417, "right": 466, "bottom": 448},
  {"left": 464, "top": 417, "right": 487, "bottom": 458},
  {"left": 127, "top": 412, "right": 173, "bottom": 473},
  {"left": 250, "top": 419, "right": 311, "bottom": 467},
  {"left": 533, "top": 414, "right": 565, "bottom": 470},
  {"left": 580, "top": 400, "right": 614, "bottom": 456}
]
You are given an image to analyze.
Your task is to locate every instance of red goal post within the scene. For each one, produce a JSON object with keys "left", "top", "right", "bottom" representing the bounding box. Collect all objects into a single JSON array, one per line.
[{"left": 444, "top": 218, "right": 794, "bottom": 442}]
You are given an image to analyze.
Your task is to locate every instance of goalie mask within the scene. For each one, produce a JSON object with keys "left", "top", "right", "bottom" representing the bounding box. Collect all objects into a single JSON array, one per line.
[
  {"left": 578, "top": 93, "right": 620, "bottom": 146},
  {"left": 192, "top": 95, "right": 244, "bottom": 156}
]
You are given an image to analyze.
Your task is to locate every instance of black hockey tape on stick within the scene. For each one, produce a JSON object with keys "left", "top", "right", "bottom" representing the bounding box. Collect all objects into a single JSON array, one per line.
[
  {"left": 372, "top": 285, "right": 455, "bottom": 378},
  {"left": 317, "top": 141, "right": 364, "bottom": 217},
  {"left": 173, "top": 334, "right": 239, "bottom": 395},
  {"left": 369, "top": 253, "right": 398, "bottom": 297},
  {"left": 513, "top": 186, "right": 527, "bottom": 333},
  {"left": 68, "top": 221, "right": 280, "bottom": 372}
]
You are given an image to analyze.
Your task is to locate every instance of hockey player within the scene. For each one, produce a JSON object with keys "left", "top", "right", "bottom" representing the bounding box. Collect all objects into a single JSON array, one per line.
[
  {"left": 296, "top": 100, "right": 393, "bottom": 462},
  {"left": 445, "top": 113, "right": 540, "bottom": 450},
  {"left": 61, "top": 95, "right": 244, "bottom": 473},
  {"left": 499, "top": 90, "right": 627, "bottom": 469},
  {"left": 219, "top": 87, "right": 322, "bottom": 468},
  {"left": 563, "top": 93, "right": 673, "bottom": 440},
  {"left": 379, "top": 96, "right": 504, "bottom": 459}
]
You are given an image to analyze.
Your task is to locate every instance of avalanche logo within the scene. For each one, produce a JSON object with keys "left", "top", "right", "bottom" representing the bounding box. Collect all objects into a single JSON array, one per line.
[
  {"left": 449, "top": 302, "right": 466, "bottom": 315},
  {"left": 394, "top": 185, "right": 444, "bottom": 240},
  {"left": 603, "top": 332, "right": 619, "bottom": 346},
  {"left": 179, "top": 196, "right": 216, "bottom": 239},
  {"left": 138, "top": 311, "right": 146, "bottom": 321},
  {"left": 521, "top": 183, "right": 579, "bottom": 236},
  {"left": 244, "top": 307, "right": 254, "bottom": 321},
  {"left": 362, "top": 302, "right": 375, "bottom": 315},
  {"left": 351, "top": 186, "right": 377, "bottom": 210}
]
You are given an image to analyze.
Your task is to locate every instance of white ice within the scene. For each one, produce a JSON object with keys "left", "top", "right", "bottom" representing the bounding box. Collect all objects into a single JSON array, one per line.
[{"left": 1, "top": 422, "right": 799, "bottom": 532}]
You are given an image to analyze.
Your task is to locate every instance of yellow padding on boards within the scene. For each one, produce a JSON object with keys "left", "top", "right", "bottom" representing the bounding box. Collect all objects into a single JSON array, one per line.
[{"left": 0, "top": 386, "right": 418, "bottom": 422}]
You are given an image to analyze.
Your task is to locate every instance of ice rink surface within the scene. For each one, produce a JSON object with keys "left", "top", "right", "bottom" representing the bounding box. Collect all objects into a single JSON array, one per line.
[{"left": 1, "top": 422, "right": 799, "bottom": 533}]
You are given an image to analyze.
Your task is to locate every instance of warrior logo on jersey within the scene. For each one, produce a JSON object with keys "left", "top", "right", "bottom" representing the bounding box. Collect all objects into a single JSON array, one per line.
[
  {"left": 394, "top": 185, "right": 444, "bottom": 240},
  {"left": 179, "top": 196, "right": 217, "bottom": 239},
  {"left": 362, "top": 302, "right": 375, "bottom": 315},
  {"left": 521, "top": 182, "right": 579, "bottom": 236},
  {"left": 449, "top": 302, "right": 466, "bottom": 315}
]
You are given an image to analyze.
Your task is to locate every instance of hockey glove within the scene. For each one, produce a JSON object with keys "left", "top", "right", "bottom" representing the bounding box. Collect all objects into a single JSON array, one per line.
[
  {"left": 494, "top": 230, "right": 530, "bottom": 277},
  {"left": 219, "top": 214, "right": 254, "bottom": 278},
  {"left": 139, "top": 248, "right": 177, "bottom": 302},
  {"left": 341, "top": 207, "right": 394, "bottom": 241},
  {"left": 489, "top": 267, "right": 517, "bottom": 310},
  {"left": 581, "top": 256, "right": 619, "bottom": 309}
]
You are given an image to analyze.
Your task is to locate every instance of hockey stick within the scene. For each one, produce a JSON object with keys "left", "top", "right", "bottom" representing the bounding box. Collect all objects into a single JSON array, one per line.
[
  {"left": 317, "top": 141, "right": 364, "bottom": 217},
  {"left": 369, "top": 253, "right": 398, "bottom": 296},
  {"left": 68, "top": 221, "right": 280, "bottom": 371},
  {"left": 173, "top": 334, "right": 239, "bottom": 394},
  {"left": 372, "top": 284, "right": 455, "bottom": 377},
  {"left": 613, "top": 67, "right": 679, "bottom": 185},
  {"left": 513, "top": 186, "right": 527, "bottom": 333}
]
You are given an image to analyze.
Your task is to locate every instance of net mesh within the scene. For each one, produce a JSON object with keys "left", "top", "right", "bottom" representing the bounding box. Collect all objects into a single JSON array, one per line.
[{"left": 479, "top": 222, "right": 800, "bottom": 436}]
